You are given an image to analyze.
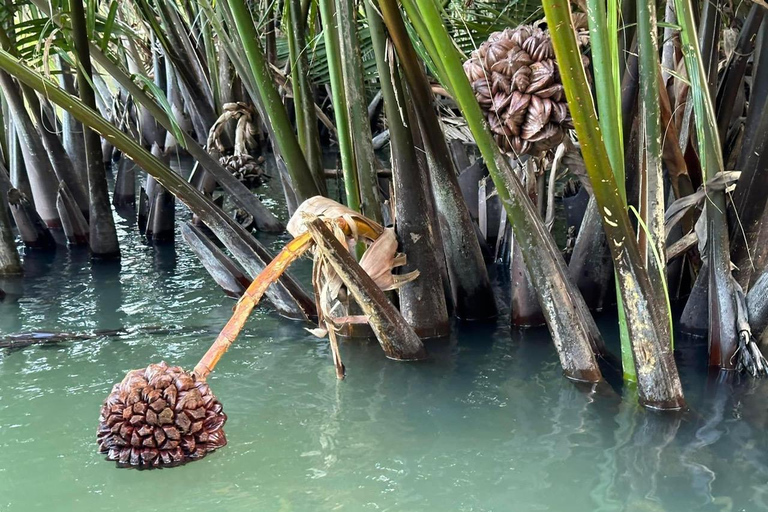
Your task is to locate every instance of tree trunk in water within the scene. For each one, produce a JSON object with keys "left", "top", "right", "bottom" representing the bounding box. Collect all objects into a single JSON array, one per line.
[
  {"left": 56, "top": 181, "right": 90, "bottom": 246},
  {"left": 23, "top": 86, "right": 90, "bottom": 217},
  {"left": 7, "top": 120, "right": 32, "bottom": 201},
  {"left": 7, "top": 188, "right": 55, "bottom": 250},
  {"left": 113, "top": 158, "right": 136, "bottom": 210},
  {"left": 568, "top": 197, "right": 615, "bottom": 311},
  {"left": 336, "top": 0, "right": 382, "bottom": 223},
  {"left": 510, "top": 240, "right": 545, "bottom": 326},
  {"left": 164, "top": 65, "right": 191, "bottom": 153},
  {"left": 70, "top": 0, "right": 121, "bottom": 260},
  {"left": 145, "top": 145, "right": 175, "bottom": 243},
  {"left": 57, "top": 57, "right": 88, "bottom": 184},
  {"left": 0, "top": 71, "right": 60, "bottom": 227},
  {"left": 406, "top": 97, "right": 455, "bottom": 317},
  {"left": 510, "top": 161, "right": 545, "bottom": 327},
  {"left": 378, "top": 1, "right": 496, "bottom": 321},
  {"left": 366, "top": 4, "right": 449, "bottom": 338},
  {"left": 0, "top": 166, "right": 21, "bottom": 274},
  {"left": 150, "top": 37, "right": 167, "bottom": 148}
]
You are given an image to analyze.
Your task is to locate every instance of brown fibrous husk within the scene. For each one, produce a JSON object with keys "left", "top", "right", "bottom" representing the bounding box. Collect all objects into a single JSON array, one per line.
[
  {"left": 97, "top": 361, "right": 227, "bottom": 469},
  {"left": 463, "top": 16, "right": 590, "bottom": 156}
]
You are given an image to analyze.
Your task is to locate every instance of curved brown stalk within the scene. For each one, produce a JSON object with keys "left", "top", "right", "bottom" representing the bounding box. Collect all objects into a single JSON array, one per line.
[{"left": 194, "top": 231, "right": 314, "bottom": 380}]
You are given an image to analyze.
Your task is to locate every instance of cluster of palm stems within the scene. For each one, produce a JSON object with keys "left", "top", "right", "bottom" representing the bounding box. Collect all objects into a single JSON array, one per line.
[{"left": 0, "top": 0, "right": 767, "bottom": 415}]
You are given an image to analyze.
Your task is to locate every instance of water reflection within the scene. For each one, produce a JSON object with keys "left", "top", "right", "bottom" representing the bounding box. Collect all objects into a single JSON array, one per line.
[
  {"left": 90, "top": 261, "right": 124, "bottom": 332},
  {"left": 4, "top": 227, "right": 768, "bottom": 510}
]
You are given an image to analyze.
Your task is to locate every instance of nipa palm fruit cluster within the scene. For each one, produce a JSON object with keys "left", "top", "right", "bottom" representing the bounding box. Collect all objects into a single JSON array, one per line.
[
  {"left": 220, "top": 153, "right": 268, "bottom": 188},
  {"left": 463, "top": 15, "right": 590, "bottom": 156},
  {"left": 97, "top": 361, "right": 227, "bottom": 468}
]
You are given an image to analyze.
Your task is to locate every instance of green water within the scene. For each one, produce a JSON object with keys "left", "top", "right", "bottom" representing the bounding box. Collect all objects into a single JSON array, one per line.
[{"left": 2, "top": 209, "right": 768, "bottom": 511}]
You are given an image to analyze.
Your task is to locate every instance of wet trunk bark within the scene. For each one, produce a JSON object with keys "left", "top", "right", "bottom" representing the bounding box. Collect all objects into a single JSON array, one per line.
[
  {"left": 7, "top": 188, "right": 55, "bottom": 250},
  {"left": 367, "top": 5, "right": 450, "bottom": 338},
  {"left": 510, "top": 161, "right": 544, "bottom": 327},
  {"left": 0, "top": 164, "right": 21, "bottom": 274},
  {"left": 145, "top": 145, "right": 175, "bottom": 243},
  {"left": 0, "top": 71, "right": 60, "bottom": 227},
  {"left": 407, "top": 84, "right": 497, "bottom": 321},
  {"left": 57, "top": 57, "right": 88, "bottom": 186},
  {"left": 113, "top": 157, "right": 136, "bottom": 210},
  {"left": 305, "top": 216, "right": 428, "bottom": 360},
  {"left": 56, "top": 181, "right": 90, "bottom": 246},
  {"left": 22, "top": 86, "right": 90, "bottom": 216},
  {"left": 568, "top": 197, "right": 615, "bottom": 311},
  {"left": 7, "top": 120, "right": 32, "bottom": 201},
  {"left": 404, "top": 91, "right": 455, "bottom": 317},
  {"left": 70, "top": 0, "right": 121, "bottom": 260}
]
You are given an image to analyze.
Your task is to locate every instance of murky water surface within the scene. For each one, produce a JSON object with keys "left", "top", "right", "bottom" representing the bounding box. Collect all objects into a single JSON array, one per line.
[{"left": 2, "top": 192, "right": 768, "bottom": 512}]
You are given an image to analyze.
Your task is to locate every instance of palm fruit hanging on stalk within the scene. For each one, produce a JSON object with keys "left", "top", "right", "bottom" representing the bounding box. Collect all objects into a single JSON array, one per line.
[
  {"left": 97, "top": 361, "right": 227, "bottom": 468},
  {"left": 96, "top": 198, "right": 425, "bottom": 469},
  {"left": 463, "top": 14, "right": 590, "bottom": 156},
  {"left": 207, "top": 102, "right": 269, "bottom": 188}
]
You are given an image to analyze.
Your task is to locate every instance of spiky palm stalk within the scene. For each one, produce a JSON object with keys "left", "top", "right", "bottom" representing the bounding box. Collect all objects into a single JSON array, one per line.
[{"left": 463, "top": 17, "right": 589, "bottom": 156}]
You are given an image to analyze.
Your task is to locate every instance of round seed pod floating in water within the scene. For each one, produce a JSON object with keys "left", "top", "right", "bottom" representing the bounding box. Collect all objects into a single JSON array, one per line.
[
  {"left": 463, "top": 15, "right": 590, "bottom": 156},
  {"left": 97, "top": 198, "right": 402, "bottom": 469},
  {"left": 97, "top": 362, "right": 227, "bottom": 468}
]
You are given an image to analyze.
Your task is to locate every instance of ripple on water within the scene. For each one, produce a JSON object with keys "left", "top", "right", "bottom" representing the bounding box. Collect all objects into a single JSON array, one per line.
[{"left": 3, "top": 194, "right": 768, "bottom": 511}]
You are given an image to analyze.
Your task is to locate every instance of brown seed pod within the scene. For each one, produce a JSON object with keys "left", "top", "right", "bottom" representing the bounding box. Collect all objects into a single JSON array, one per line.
[
  {"left": 463, "top": 18, "right": 590, "bottom": 156},
  {"left": 97, "top": 362, "right": 227, "bottom": 469}
]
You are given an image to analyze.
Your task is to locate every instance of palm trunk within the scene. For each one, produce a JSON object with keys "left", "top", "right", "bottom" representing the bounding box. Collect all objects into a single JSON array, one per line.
[
  {"left": 22, "top": 86, "right": 89, "bottom": 217},
  {"left": 70, "top": 0, "right": 121, "bottom": 260},
  {"left": 568, "top": 197, "right": 615, "bottom": 311},
  {"left": 113, "top": 158, "right": 136, "bottom": 210},
  {"left": 57, "top": 58, "right": 88, "bottom": 183},
  {"left": 0, "top": 70, "right": 60, "bottom": 227},
  {"left": 378, "top": 0, "right": 497, "bottom": 321},
  {"left": 318, "top": 0, "right": 360, "bottom": 212},
  {"left": 287, "top": 0, "right": 326, "bottom": 195},
  {"left": 56, "top": 181, "right": 89, "bottom": 246},
  {"left": 637, "top": 0, "right": 671, "bottom": 346},
  {"left": 366, "top": 0, "right": 449, "bottom": 338},
  {"left": 145, "top": 144, "right": 175, "bottom": 243},
  {"left": 0, "top": 163, "right": 21, "bottom": 274},
  {"left": 7, "top": 188, "right": 55, "bottom": 250}
]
